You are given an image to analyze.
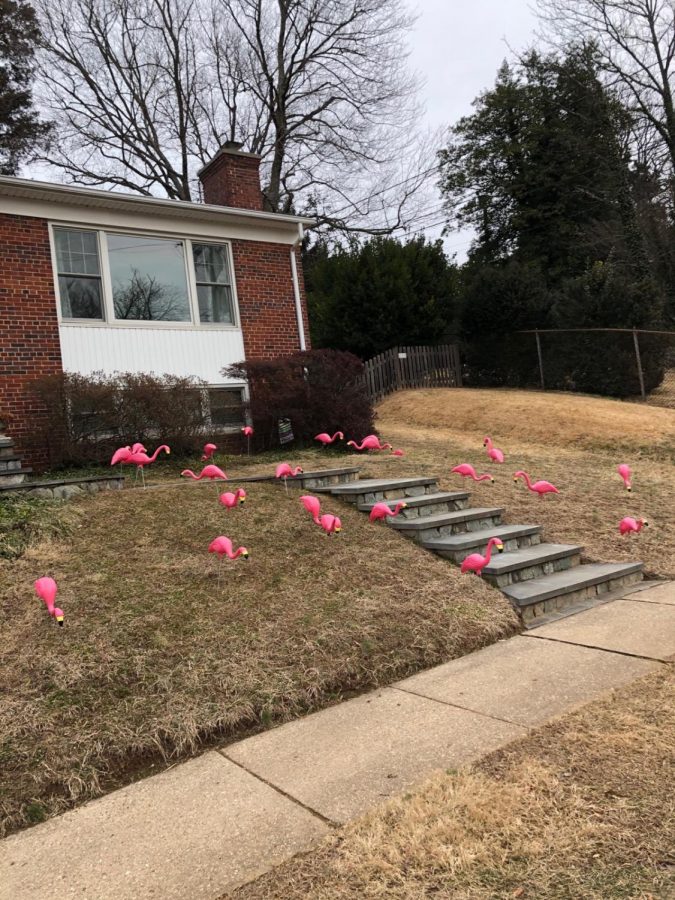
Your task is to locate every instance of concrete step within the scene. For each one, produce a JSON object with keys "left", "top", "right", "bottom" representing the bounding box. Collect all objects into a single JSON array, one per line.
[
  {"left": 391, "top": 507, "right": 504, "bottom": 542},
  {"left": 0, "top": 467, "right": 32, "bottom": 486},
  {"left": 318, "top": 476, "right": 439, "bottom": 505},
  {"left": 0, "top": 436, "right": 14, "bottom": 449},
  {"left": 0, "top": 456, "right": 22, "bottom": 472},
  {"left": 503, "top": 562, "right": 643, "bottom": 625},
  {"left": 0, "top": 446, "right": 17, "bottom": 460},
  {"left": 482, "top": 542, "right": 583, "bottom": 588},
  {"left": 421, "top": 524, "right": 543, "bottom": 563},
  {"left": 357, "top": 491, "right": 470, "bottom": 519},
  {"left": 288, "top": 467, "right": 360, "bottom": 490}
]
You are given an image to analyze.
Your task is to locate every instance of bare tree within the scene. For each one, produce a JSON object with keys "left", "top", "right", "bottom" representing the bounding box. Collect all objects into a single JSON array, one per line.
[
  {"left": 537, "top": 1, "right": 675, "bottom": 191},
  {"left": 31, "top": 0, "right": 433, "bottom": 233}
]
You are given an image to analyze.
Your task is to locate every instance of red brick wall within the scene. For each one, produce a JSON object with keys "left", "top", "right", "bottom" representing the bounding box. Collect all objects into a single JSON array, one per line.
[
  {"left": 200, "top": 151, "right": 264, "bottom": 211},
  {"left": 232, "top": 240, "right": 311, "bottom": 358},
  {"left": 0, "top": 213, "right": 62, "bottom": 470}
]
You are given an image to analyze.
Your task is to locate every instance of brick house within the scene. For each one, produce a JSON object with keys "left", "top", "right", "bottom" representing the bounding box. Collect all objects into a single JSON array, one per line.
[{"left": 0, "top": 143, "right": 313, "bottom": 469}]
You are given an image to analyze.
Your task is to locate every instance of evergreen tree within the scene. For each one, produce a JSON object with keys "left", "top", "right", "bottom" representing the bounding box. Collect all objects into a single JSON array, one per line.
[
  {"left": 439, "top": 47, "right": 637, "bottom": 282},
  {"left": 0, "top": 0, "right": 49, "bottom": 174},
  {"left": 305, "top": 236, "right": 458, "bottom": 360}
]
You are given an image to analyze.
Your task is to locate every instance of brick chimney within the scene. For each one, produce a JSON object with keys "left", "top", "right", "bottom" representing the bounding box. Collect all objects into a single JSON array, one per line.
[{"left": 197, "top": 141, "right": 264, "bottom": 211}]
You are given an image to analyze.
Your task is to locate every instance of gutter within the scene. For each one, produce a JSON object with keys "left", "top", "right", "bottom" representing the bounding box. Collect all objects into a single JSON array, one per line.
[{"left": 290, "top": 223, "right": 307, "bottom": 351}]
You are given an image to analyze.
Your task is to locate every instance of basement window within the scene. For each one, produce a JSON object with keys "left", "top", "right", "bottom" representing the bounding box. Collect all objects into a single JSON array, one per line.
[{"left": 208, "top": 388, "right": 245, "bottom": 429}]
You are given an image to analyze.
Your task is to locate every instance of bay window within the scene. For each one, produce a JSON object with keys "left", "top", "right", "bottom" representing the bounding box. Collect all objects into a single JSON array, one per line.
[{"left": 53, "top": 227, "right": 238, "bottom": 327}]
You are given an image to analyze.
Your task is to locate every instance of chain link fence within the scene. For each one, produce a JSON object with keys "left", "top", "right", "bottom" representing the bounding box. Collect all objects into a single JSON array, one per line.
[{"left": 461, "top": 328, "right": 675, "bottom": 408}]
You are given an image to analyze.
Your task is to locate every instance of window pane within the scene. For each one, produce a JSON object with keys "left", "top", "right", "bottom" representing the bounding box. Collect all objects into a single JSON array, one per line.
[
  {"left": 197, "top": 284, "right": 234, "bottom": 324},
  {"left": 209, "top": 389, "right": 244, "bottom": 428},
  {"left": 54, "top": 228, "right": 100, "bottom": 275},
  {"left": 58, "top": 275, "right": 104, "bottom": 319},
  {"left": 193, "top": 243, "right": 230, "bottom": 284},
  {"left": 108, "top": 233, "right": 191, "bottom": 322}
]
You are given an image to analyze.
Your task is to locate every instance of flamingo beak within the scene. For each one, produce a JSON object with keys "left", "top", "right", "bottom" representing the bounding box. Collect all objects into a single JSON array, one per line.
[
  {"left": 56, "top": 615, "right": 64, "bottom": 625},
  {"left": 335, "top": 527, "right": 342, "bottom": 533},
  {"left": 497, "top": 543, "right": 504, "bottom": 553},
  {"left": 242, "top": 551, "right": 249, "bottom": 559},
  {"left": 643, "top": 521, "right": 649, "bottom": 527},
  {"left": 490, "top": 478, "right": 495, "bottom": 484},
  {"left": 627, "top": 486, "right": 631, "bottom": 492}
]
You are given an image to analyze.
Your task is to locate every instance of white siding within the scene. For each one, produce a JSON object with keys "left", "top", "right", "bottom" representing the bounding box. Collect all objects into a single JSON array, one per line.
[{"left": 59, "top": 323, "right": 246, "bottom": 384}]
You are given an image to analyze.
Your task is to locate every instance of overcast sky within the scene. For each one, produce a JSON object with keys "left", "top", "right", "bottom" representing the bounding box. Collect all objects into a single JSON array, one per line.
[{"left": 409, "top": 0, "right": 538, "bottom": 257}]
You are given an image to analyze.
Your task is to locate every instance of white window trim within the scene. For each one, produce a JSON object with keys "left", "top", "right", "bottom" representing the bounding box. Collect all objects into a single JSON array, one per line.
[{"left": 49, "top": 222, "right": 242, "bottom": 331}]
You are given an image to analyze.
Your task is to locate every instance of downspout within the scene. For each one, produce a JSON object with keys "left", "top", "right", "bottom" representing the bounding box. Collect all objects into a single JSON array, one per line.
[{"left": 290, "top": 223, "right": 307, "bottom": 351}]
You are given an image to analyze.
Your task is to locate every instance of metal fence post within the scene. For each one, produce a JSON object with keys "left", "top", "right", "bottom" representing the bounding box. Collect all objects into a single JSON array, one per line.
[
  {"left": 632, "top": 328, "right": 646, "bottom": 401},
  {"left": 534, "top": 330, "right": 545, "bottom": 390}
]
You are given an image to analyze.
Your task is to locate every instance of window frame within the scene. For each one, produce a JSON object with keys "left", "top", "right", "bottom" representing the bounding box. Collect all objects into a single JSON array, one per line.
[
  {"left": 206, "top": 385, "right": 247, "bottom": 432},
  {"left": 52, "top": 226, "right": 106, "bottom": 323},
  {"left": 49, "top": 223, "right": 241, "bottom": 330}
]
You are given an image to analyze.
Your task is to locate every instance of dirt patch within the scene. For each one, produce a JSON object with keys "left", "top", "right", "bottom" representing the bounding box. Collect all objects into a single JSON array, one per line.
[{"left": 233, "top": 665, "right": 675, "bottom": 900}]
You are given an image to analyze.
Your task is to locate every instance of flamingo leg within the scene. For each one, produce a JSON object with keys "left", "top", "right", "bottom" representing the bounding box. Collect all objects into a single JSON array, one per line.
[
  {"left": 140, "top": 467, "right": 146, "bottom": 489},
  {"left": 284, "top": 477, "right": 288, "bottom": 495}
]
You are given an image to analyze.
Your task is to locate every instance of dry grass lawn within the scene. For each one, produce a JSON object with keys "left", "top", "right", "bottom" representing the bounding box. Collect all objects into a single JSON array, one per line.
[
  {"left": 2, "top": 386, "right": 673, "bottom": 837},
  {"left": 233, "top": 666, "right": 675, "bottom": 900},
  {"left": 0, "top": 481, "right": 517, "bottom": 836}
]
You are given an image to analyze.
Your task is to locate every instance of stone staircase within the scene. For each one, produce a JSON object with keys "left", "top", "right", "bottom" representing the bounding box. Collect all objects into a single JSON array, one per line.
[
  {"left": 0, "top": 433, "right": 32, "bottom": 487},
  {"left": 309, "top": 470, "right": 644, "bottom": 628}
]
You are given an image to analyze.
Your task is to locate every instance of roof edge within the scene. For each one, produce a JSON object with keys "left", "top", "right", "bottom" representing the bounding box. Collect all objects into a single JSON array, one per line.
[{"left": 0, "top": 175, "right": 316, "bottom": 227}]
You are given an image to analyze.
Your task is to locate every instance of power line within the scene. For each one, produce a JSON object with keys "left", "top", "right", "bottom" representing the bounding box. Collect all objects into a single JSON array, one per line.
[{"left": 321, "top": 165, "right": 441, "bottom": 219}]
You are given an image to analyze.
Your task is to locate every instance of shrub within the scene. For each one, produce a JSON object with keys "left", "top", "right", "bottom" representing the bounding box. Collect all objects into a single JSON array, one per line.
[
  {"left": 31, "top": 372, "right": 208, "bottom": 467},
  {"left": 224, "top": 349, "right": 375, "bottom": 450}
]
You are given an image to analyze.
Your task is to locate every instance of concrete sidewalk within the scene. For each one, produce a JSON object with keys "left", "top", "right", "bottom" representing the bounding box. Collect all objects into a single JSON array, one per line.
[{"left": 2, "top": 584, "right": 673, "bottom": 900}]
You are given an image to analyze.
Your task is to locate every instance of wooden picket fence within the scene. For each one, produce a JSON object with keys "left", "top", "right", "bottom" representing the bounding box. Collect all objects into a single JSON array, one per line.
[{"left": 362, "top": 344, "right": 462, "bottom": 402}]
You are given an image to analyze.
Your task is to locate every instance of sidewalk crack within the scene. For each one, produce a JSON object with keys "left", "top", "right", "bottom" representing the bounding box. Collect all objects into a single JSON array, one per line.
[{"left": 217, "top": 750, "right": 339, "bottom": 828}]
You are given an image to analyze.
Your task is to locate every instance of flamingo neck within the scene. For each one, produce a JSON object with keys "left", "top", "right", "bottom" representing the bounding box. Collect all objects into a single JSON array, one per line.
[
  {"left": 149, "top": 446, "right": 166, "bottom": 463},
  {"left": 394, "top": 502, "right": 405, "bottom": 514},
  {"left": 477, "top": 473, "right": 491, "bottom": 482},
  {"left": 484, "top": 437, "right": 493, "bottom": 450},
  {"left": 484, "top": 539, "right": 499, "bottom": 563},
  {"left": 518, "top": 471, "right": 533, "bottom": 489},
  {"left": 331, "top": 432, "right": 342, "bottom": 442}
]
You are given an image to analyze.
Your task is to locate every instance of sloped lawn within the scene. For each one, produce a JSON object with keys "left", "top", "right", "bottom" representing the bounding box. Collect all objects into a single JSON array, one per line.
[{"left": 0, "top": 480, "right": 517, "bottom": 835}]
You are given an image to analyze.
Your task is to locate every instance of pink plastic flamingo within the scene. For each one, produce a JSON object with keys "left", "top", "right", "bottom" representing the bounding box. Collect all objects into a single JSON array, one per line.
[
  {"left": 619, "top": 516, "right": 648, "bottom": 535},
  {"left": 460, "top": 537, "right": 505, "bottom": 576},
  {"left": 369, "top": 501, "right": 407, "bottom": 523},
  {"left": 451, "top": 464, "right": 494, "bottom": 483},
  {"left": 219, "top": 489, "right": 247, "bottom": 509},
  {"left": 34, "top": 577, "right": 64, "bottom": 625},
  {"left": 617, "top": 464, "right": 632, "bottom": 492},
  {"left": 317, "top": 513, "right": 342, "bottom": 535},
  {"left": 208, "top": 536, "right": 249, "bottom": 559},
  {"left": 110, "top": 445, "right": 132, "bottom": 466},
  {"left": 347, "top": 435, "right": 392, "bottom": 451},
  {"left": 483, "top": 437, "right": 505, "bottom": 463},
  {"left": 242, "top": 425, "right": 254, "bottom": 455},
  {"left": 391, "top": 449, "right": 405, "bottom": 457},
  {"left": 276, "top": 463, "right": 303, "bottom": 493},
  {"left": 315, "top": 431, "right": 344, "bottom": 447},
  {"left": 202, "top": 442, "right": 217, "bottom": 461},
  {"left": 300, "top": 495, "right": 322, "bottom": 523},
  {"left": 181, "top": 464, "right": 228, "bottom": 481},
  {"left": 513, "top": 471, "right": 560, "bottom": 497},
  {"left": 128, "top": 445, "right": 170, "bottom": 487}
]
